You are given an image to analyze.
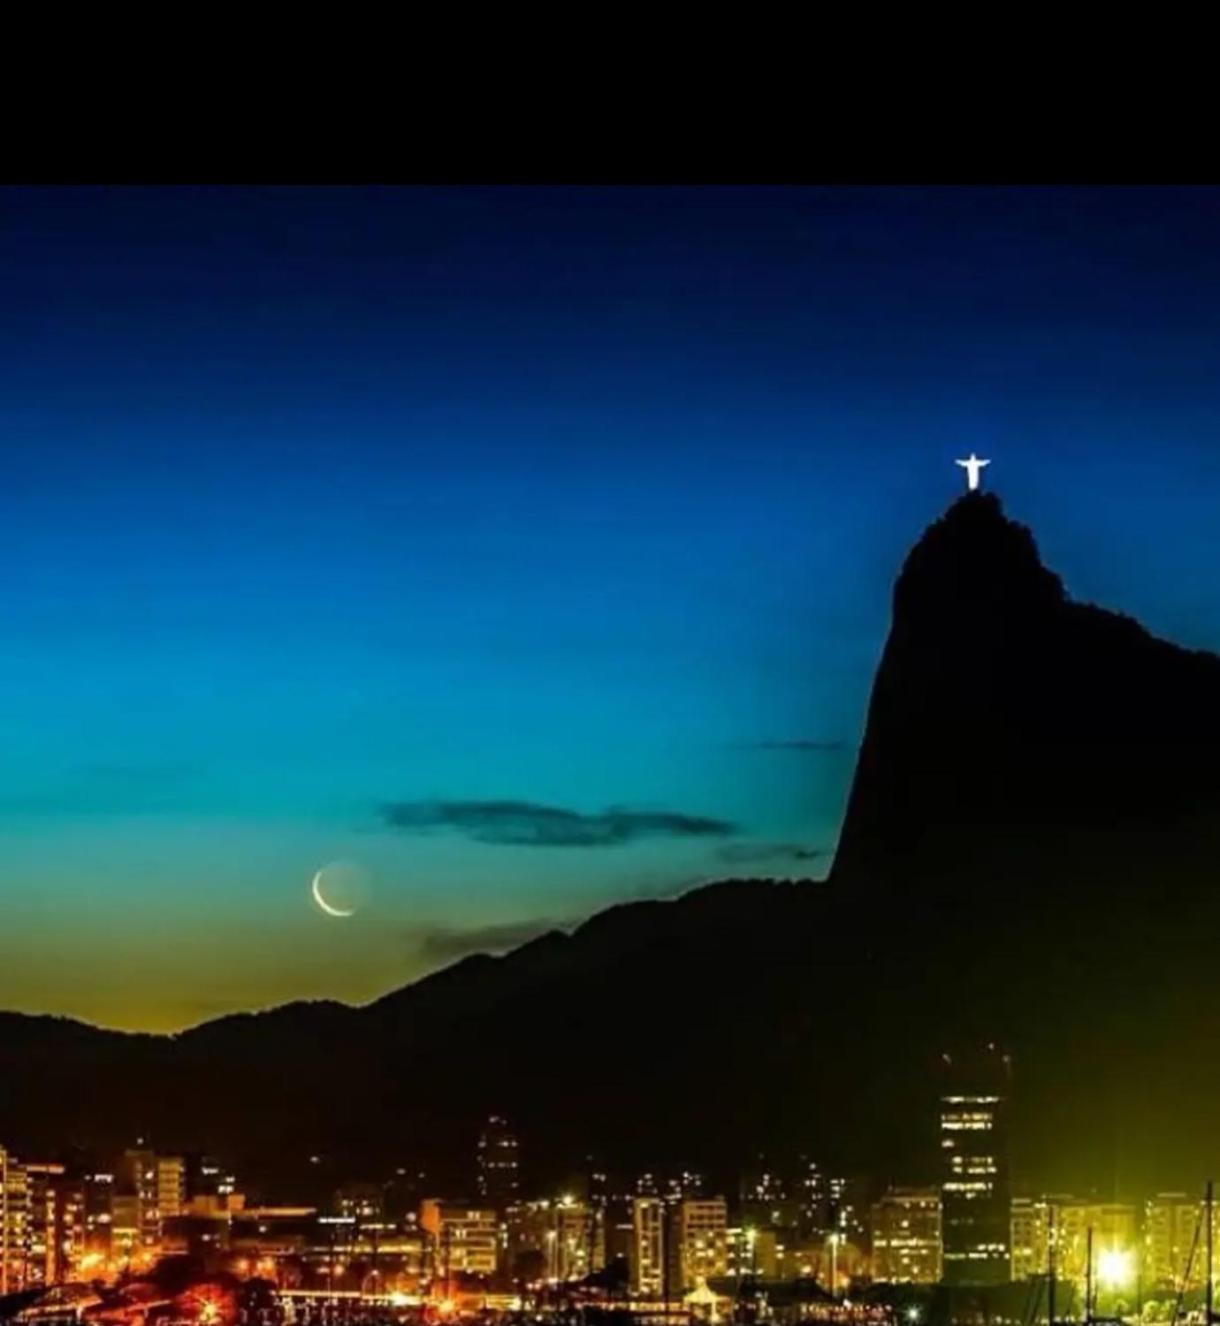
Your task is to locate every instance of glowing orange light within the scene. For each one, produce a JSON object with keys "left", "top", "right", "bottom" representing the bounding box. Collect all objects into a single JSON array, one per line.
[{"left": 180, "top": 1284, "right": 233, "bottom": 1326}]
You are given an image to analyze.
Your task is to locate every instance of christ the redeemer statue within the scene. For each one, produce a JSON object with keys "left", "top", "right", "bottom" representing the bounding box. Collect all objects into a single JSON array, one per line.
[{"left": 955, "top": 453, "right": 990, "bottom": 491}]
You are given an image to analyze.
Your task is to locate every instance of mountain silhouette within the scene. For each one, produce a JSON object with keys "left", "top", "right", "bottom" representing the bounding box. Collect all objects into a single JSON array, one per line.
[
  {"left": 4, "top": 491, "right": 1220, "bottom": 1200},
  {"left": 835, "top": 491, "right": 1220, "bottom": 901}
]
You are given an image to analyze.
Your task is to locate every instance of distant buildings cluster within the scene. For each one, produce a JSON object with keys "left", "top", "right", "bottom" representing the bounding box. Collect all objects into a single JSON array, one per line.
[
  {"left": 872, "top": 1183, "right": 1216, "bottom": 1294},
  {"left": 0, "top": 1123, "right": 864, "bottom": 1307},
  {"left": 2, "top": 1082, "right": 1216, "bottom": 1311},
  {"left": 874, "top": 1057, "right": 1215, "bottom": 1299},
  {"left": 1, "top": 1141, "right": 238, "bottom": 1295}
]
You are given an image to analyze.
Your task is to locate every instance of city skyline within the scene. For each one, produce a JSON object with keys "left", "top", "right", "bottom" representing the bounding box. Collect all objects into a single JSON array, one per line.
[
  {"left": 9, "top": 188, "right": 1220, "bottom": 1028},
  {"left": 4, "top": 1099, "right": 1217, "bottom": 1313}
]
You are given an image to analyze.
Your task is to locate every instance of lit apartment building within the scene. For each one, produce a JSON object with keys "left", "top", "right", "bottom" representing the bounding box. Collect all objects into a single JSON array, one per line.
[
  {"left": 82, "top": 1171, "right": 115, "bottom": 1259},
  {"left": 420, "top": 1200, "right": 499, "bottom": 1279},
  {"left": 24, "top": 1163, "right": 84, "bottom": 1286},
  {"left": 556, "top": 1197, "right": 603, "bottom": 1280},
  {"left": 1144, "top": 1193, "right": 1213, "bottom": 1291},
  {"left": 871, "top": 1187, "right": 942, "bottom": 1284},
  {"left": 630, "top": 1197, "right": 666, "bottom": 1296},
  {"left": 1053, "top": 1201, "right": 1138, "bottom": 1286},
  {"left": 1, "top": 1146, "right": 30, "bottom": 1295},
  {"left": 668, "top": 1198, "right": 728, "bottom": 1291},
  {"left": 112, "top": 1193, "right": 143, "bottom": 1263},
  {"left": 118, "top": 1148, "right": 160, "bottom": 1249},
  {"left": 726, "top": 1226, "right": 779, "bottom": 1281},
  {"left": 156, "top": 1156, "right": 186, "bottom": 1221},
  {"left": 506, "top": 1197, "right": 603, "bottom": 1283},
  {"left": 1011, "top": 1196, "right": 1055, "bottom": 1280}
]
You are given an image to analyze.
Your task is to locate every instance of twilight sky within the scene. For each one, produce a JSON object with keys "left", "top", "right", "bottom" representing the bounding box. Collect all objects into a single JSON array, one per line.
[{"left": 5, "top": 185, "right": 1220, "bottom": 1031}]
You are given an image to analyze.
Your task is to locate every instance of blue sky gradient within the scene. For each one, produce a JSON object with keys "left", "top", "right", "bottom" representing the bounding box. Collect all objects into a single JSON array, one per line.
[{"left": 4, "top": 186, "right": 1220, "bottom": 1028}]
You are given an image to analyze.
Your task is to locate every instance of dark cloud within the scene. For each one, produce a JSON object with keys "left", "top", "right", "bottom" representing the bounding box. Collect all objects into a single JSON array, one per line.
[
  {"left": 714, "top": 842, "right": 825, "bottom": 865},
  {"left": 379, "top": 799, "right": 736, "bottom": 847},
  {"left": 414, "top": 919, "right": 567, "bottom": 965},
  {"left": 731, "top": 739, "right": 845, "bottom": 752}
]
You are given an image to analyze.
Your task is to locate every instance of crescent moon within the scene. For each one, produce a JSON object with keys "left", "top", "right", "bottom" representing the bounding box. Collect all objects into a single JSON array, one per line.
[{"left": 311, "top": 870, "right": 354, "bottom": 918}]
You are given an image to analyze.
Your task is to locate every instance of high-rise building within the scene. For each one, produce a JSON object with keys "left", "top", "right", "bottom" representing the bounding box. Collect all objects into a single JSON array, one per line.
[
  {"left": 800, "top": 1159, "right": 827, "bottom": 1235},
  {"left": 827, "top": 1176, "right": 869, "bottom": 1252},
  {"left": 506, "top": 1197, "right": 603, "bottom": 1283},
  {"left": 111, "top": 1193, "right": 142, "bottom": 1263},
  {"left": 24, "top": 1163, "right": 84, "bottom": 1286},
  {"left": 603, "top": 1196, "right": 634, "bottom": 1275},
  {"left": 475, "top": 1116, "right": 520, "bottom": 1208},
  {"left": 555, "top": 1197, "right": 603, "bottom": 1281},
  {"left": 188, "top": 1154, "right": 237, "bottom": 1203},
  {"left": 83, "top": 1171, "right": 115, "bottom": 1260},
  {"left": 740, "top": 1164, "right": 800, "bottom": 1237},
  {"left": 118, "top": 1147, "right": 159, "bottom": 1250},
  {"left": 1144, "top": 1193, "right": 1210, "bottom": 1291},
  {"left": 939, "top": 1048, "right": 1011, "bottom": 1285},
  {"left": 667, "top": 1198, "right": 728, "bottom": 1290},
  {"left": 156, "top": 1156, "right": 186, "bottom": 1222},
  {"left": 1, "top": 1146, "right": 30, "bottom": 1295},
  {"left": 871, "top": 1187, "right": 942, "bottom": 1284},
  {"left": 630, "top": 1197, "right": 667, "bottom": 1296},
  {"left": 420, "top": 1200, "right": 499, "bottom": 1279}
]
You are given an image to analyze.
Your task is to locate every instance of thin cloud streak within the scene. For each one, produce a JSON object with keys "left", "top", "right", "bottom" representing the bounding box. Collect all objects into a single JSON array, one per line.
[
  {"left": 379, "top": 798, "right": 736, "bottom": 848},
  {"left": 413, "top": 919, "right": 567, "bottom": 965}
]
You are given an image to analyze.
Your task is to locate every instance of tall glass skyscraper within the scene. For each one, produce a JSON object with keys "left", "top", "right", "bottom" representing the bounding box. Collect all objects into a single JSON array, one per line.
[
  {"left": 939, "top": 1047, "right": 1011, "bottom": 1285},
  {"left": 475, "top": 1114, "right": 520, "bottom": 1207}
]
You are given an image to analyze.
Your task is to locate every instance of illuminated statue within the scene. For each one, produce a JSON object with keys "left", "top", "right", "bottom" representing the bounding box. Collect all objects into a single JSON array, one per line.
[{"left": 955, "top": 453, "right": 990, "bottom": 491}]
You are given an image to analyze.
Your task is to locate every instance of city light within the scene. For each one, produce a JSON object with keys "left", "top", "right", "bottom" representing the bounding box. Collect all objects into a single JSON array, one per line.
[
  {"left": 1097, "top": 1246, "right": 1133, "bottom": 1289},
  {"left": 1, "top": 1114, "right": 1215, "bottom": 1319}
]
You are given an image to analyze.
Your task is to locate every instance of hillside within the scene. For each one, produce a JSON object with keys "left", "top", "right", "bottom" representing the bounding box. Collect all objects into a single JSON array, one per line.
[{"left": 4, "top": 492, "right": 1220, "bottom": 1197}]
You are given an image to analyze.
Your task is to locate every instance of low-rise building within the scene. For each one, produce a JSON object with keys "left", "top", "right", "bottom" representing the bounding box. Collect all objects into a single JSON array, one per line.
[
  {"left": 420, "top": 1200, "right": 499, "bottom": 1279},
  {"left": 871, "top": 1187, "right": 941, "bottom": 1284}
]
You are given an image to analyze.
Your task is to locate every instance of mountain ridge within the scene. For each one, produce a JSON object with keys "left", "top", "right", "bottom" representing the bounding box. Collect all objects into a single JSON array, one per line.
[{"left": 5, "top": 492, "right": 1220, "bottom": 1197}]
